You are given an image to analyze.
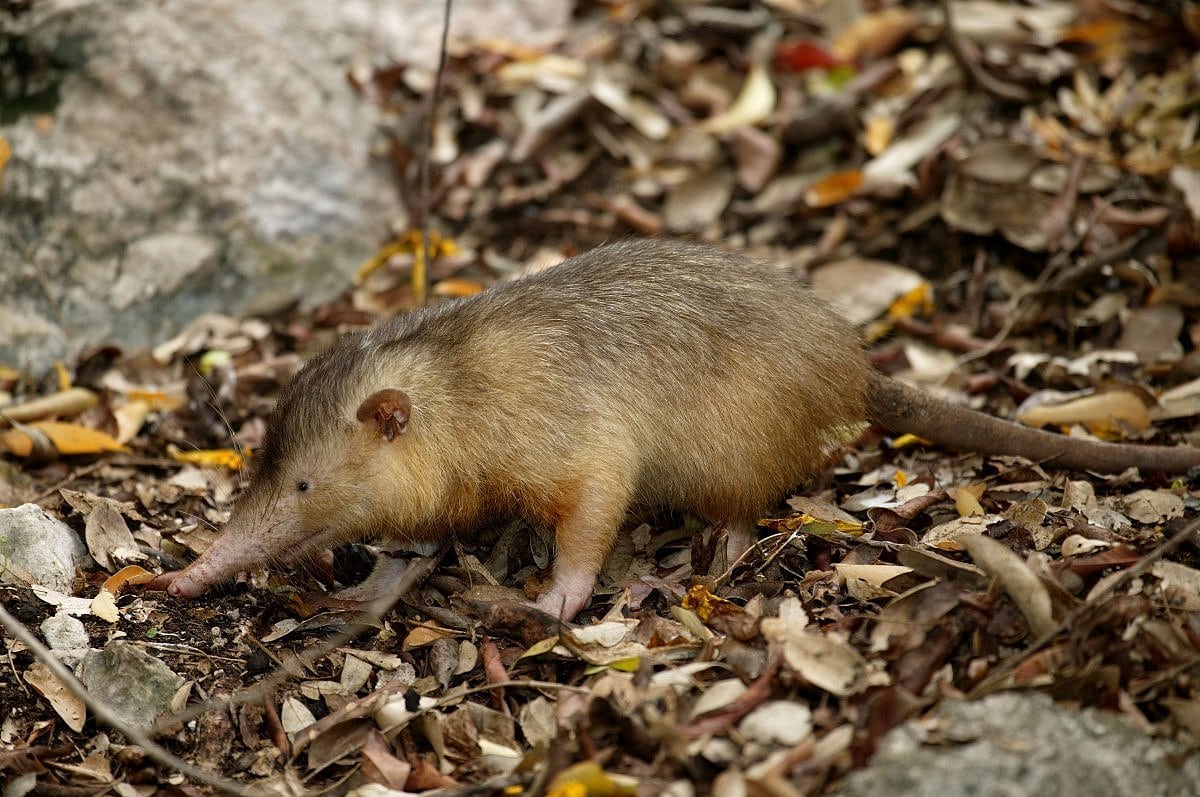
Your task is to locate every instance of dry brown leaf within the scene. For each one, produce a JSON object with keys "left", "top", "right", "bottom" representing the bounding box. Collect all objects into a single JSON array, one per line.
[
  {"left": 0, "top": 387, "right": 99, "bottom": 425},
  {"left": 402, "top": 623, "right": 459, "bottom": 650},
  {"left": 834, "top": 563, "right": 914, "bottom": 601},
  {"left": 25, "top": 661, "right": 86, "bottom": 732},
  {"left": 811, "top": 257, "right": 927, "bottom": 325},
  {"left": 361, "top": 729, "right": 412, "bottom": 789},
  {"left": 112, "top": 400, "right": 151, "bottom": 445},
  {"left": 831, "top": 7, "right": 917, "bottom": 61},
  {"left": 962, "top": 534, "right": 1055, "bottom": 637}
]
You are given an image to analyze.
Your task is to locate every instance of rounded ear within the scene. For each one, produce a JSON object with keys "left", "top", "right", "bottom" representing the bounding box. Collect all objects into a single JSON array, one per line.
[{"left": 356, "top": 388, "right": 411, "bottom": 442}]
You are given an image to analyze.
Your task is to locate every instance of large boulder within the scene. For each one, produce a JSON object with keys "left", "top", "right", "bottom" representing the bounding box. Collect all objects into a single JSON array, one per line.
[{"left": 0, "top": 0, "right": 570, "bottom": 374}]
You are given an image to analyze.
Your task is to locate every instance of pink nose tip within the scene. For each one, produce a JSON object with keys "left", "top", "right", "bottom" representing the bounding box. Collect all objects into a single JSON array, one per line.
[{"left": 164, "top": 573, "right": 200, "bottom": 598}]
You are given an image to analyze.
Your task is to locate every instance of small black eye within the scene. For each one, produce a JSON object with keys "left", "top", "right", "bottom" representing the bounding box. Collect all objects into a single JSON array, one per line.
[{"left": 297, "top": 479, "right": 311, "bottom": 494}]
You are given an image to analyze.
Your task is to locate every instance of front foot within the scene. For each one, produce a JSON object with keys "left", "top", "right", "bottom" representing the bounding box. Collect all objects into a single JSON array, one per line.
[{"left": 144, "top": 569, "right": 204, "bottom": 598}]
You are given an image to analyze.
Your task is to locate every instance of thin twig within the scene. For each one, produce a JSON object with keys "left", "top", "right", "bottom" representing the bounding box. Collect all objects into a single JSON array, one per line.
[
  {"left": 416, "top": 0, "right": 454, "bottom": 306},
  {"left": 29, "top": 460, "right": 108, "bottom": 503},
  {"left": 0, "top": 602, "right": 263, "bottom": 797},
  {"left": 969, "top": 514, "right": 1200, "bottom": 697},
  {"left": 956, "top": 191, "right": 1140, "bottom": 366},
  {"left": 940, "top": 0, "right": 1031, "bottom": 102}
]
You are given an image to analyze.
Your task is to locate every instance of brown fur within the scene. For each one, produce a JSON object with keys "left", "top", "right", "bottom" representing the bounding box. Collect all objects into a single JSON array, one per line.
[{"left": 153, "top": 238, "right": 1199, "bottom": 617}]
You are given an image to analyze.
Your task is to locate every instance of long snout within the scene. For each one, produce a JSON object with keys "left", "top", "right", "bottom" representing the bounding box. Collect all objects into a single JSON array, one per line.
[{"left": 147, "top": 532, "right": 256, "bottom": 597}]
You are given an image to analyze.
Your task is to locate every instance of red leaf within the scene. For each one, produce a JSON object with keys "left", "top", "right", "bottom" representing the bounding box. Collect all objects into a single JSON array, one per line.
[{"left": 774, "top": 40, "right": 846, "bottom": 73}]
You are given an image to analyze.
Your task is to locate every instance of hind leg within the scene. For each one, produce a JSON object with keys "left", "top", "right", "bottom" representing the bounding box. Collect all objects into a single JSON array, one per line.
[{"left": 535, "top": 484, "right": 629, "bottom": 621}]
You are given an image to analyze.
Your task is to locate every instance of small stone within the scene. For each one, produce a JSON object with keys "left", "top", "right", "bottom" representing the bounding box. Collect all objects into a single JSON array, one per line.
[{"left": 41, "top": 612, "right": 89, "bottom": 651}]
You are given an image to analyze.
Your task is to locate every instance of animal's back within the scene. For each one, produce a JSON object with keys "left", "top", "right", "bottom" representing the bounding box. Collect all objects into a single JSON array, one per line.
[{"left": 386, "top": 238, "right": 869, "bottom": 522}]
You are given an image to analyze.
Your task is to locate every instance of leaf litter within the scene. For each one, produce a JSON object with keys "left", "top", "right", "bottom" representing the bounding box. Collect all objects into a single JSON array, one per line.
[{"left": 4, "top": 0, "right": 1200, "bottom": 793}]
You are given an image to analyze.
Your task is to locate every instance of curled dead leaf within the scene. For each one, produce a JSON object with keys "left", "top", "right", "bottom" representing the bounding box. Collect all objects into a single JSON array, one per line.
[
  {"left": 102, "top": 565, "right": 157, "bottom": 594},
  {"left": 0, "top": 387, "right": 99, "bottom": 426},
  {"left": 681, "top": 583, "right": 740, "bottom": 622},
  {"left": 1015, "top": 388, "right": 1151, "bottom": 437},
  {"left": 951, "top": 484, "right": 986, "bottom": 518},
  {"left": 1, "top": 421, "right": 128, "bottom": 458},
  {"left": 962, "top": 534, "right": 1055, "bottom": 637},
  {"left": 700, "top": 64, "right": 776, "bottom": 134}
]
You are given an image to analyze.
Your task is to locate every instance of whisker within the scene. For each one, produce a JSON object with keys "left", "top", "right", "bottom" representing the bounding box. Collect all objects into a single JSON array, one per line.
[
  {"left": 175, "top": 509, "right": 219, "bottom": 533},
  {"left": 186, "top": 359, "right": 250, "bottom": 490}
]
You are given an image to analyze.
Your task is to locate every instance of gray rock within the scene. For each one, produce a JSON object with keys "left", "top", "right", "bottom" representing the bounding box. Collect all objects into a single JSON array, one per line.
[
  {"left": 41, "top": 611, "right": 89, "bottom": 650},
  {"left": 0, "top": 0, "right": 569, "bottom": 375},
  {"left": 0, "top": 503, "right": 90, "bottom": 590},
  {"left": 836, "top": 692, "right": 1200, "bottom": 797},
  {"left": 76, "top": 640, "right": 184, "bottom": 730}
]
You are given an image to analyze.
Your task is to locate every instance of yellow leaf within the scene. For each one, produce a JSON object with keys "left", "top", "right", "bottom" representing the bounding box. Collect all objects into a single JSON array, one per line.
[
  {"left": 547, "top": 761, "right": 636, "bottom": 797},
  {"left": 952, "top": 486, "right": 985, "bottom": 518},
  {"left": 354, "top": 231, "right": 460, "bottom": 286},
  {"left": 167, "top": 445, "right": 249, "bottom": 471},
  {"left": 519, "top": 635, "right": 561, "bottom": 660},
  {"left": 887, "top": 282, "right": 933, "bottom": 319},
  {"left": 681, "top": 584, "right": 739, "bottom": 621},
  {"left": 197, "top": 349, "right": 232, "bottom": 377},
  {"left": 0, "top": 428, "right": 33, "bottom": 456},
  {"left": 54, "top": 361, "right": 72, "bottom": 391},
  {"left": 607, "top": 657, "right": 640, "bottom": 672},
  {"left": 800, "top": 512, "right": 864, "bottom": 534},
  {"left": 891, "top": 433, "right": 934, "bottom": 449},
  {"left": 40, "top": 421, "right": 128, "bottom": 454},
  {"left": 864, "top": 115, "right": 895, "bottom": 156},
  {"left": 583, "top": 657, "right": 640, "bottom": 676},
  {"left": 125, "top": 389, "right": 183, "bottom": 411},
  {"left": 1, "top": 421, "right": 128, "bottom": 457}
]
